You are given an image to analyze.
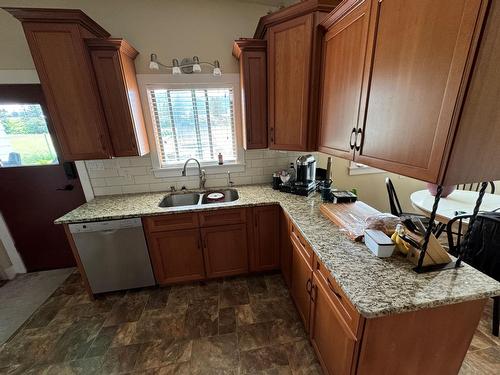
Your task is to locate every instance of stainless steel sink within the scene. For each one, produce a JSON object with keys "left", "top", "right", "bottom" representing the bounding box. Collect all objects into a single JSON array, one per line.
[
  {"left": 158, "top": 192, "right": 202, "bottom": 207},
  {"left": 201, "top": 189, "right": 239, "bottom": 204},
  {"left": 159, "top": 189, "right": 239, "bottom": 208}
]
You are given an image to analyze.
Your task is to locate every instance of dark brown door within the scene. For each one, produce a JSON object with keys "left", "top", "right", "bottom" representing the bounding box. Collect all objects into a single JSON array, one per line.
[
  {"left": 355, "top": 0, "right": 482, "bottom": 182},
  {"left": 201, "top": 224, "right": 249, "bottom": 278},
  {"left": 268, "top": 14, "right": 313, "bottom": 151},
  {"left": 251, "top": 205, "right": 279, "bottom": 272},
  {"left": 290, "top": 236, "right": 313, "bottom": 331},
  {"left": 0, "top": 84, "right": 86, "bottom": 271},
  {"left": 318, "top": 0, "right": 371, "bottom": 159},
  {"left": 146, "top": 228, "right": 206, "bottom": 284},
  {"left": 310, "top": 273, "right": 357, "bottom": 375}
]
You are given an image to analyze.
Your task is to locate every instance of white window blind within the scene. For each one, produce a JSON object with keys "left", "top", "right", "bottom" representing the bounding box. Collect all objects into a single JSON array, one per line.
[{"left": 148, "top": 87, "right": 237, "bottom": 167}]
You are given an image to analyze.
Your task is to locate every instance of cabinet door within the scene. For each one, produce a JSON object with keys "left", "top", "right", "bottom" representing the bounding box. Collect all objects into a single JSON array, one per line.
[
  {"left": 21, "top": 22, "right": 112, "bottom": 160},
  {"left": 146, "top": 228, "right": 205, "bottom": 284},
  {"left": 310, "top": 273, "right": 357, "bottom": 375},
  {"left": 88, "top": 39, "right": 149, "bottom": 157},
  {"left": 234, "top": 40, "right": 268, "bottom": 150},
  {"left": 251, "top": 205, "right": 279, "bottom": 272},
  {"left": 318, "top": 0, "right": 371, "bottom": 159},
  {"left": 202, "top": 224, "right": 248, "bottom": 278},
  {"left": 268, "top": 14, "right": 313, "bottom": 151},
  {"left": 356, "top": 0, "right": 483, "bottom": 182},
  {"left": 290, "top": 236, "right": 313, "bottom": 331},
  {"left": 280, "top": 209, "right": 292, "bottom": 288}
]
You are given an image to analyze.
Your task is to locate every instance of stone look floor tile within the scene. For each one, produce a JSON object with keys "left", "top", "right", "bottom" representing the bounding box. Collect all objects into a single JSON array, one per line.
[{"left": 0, "top": 270, "right": 498, "bottom": 374}]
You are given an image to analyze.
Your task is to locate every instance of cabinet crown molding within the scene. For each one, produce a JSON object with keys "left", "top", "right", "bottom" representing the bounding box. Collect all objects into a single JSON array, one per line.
[
  {"left": 2, "top": 7, "right": 110, "bottom": 38},
  {"left": 86, "top": 38, "right": 139, "bottom": 59},
  {"left": 253, "top": 0, "right": 340, "bottom": 39},
  {"left": 232, "top": 39, "right": 267, "bottom": 59}
]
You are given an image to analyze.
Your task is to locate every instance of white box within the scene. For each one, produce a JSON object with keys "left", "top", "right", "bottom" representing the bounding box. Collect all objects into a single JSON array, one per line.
[{"left": 364, "top": 229, "right": 395, "bottom": 257}]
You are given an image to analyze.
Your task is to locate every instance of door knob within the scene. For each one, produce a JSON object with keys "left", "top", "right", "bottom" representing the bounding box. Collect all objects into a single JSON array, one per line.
[{"left": 56, "top": 184, "right": 74, "bottom": 191}]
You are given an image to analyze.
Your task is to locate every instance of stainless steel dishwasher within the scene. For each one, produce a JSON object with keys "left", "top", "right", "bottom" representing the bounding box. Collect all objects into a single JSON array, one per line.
[{"left": 69, "top": 218, "right": 155, "bottom": 294}]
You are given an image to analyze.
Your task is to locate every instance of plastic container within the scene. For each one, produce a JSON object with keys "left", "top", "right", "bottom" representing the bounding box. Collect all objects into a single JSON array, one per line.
[{"left": 364, "top": 229, "right": 395, "bottom": 257}]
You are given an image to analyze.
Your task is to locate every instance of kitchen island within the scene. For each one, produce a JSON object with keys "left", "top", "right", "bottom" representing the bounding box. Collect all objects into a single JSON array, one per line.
[{"left": 56, "top": 184, "right": 500, "bottom": 374}]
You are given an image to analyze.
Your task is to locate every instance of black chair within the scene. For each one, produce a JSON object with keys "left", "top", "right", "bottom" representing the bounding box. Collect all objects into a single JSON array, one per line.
[
  {"left": 457, "top": 182, "right": 496, "bottom": 194},
  {"left": 447, "top": 211, "right": 500, "bottom": 336},
  {"left": 385, "top": 178, "right": 444, "bottom": 236}
]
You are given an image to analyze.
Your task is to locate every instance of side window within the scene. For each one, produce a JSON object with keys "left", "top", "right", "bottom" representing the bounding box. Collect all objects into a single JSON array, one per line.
[{"left": 0, "top": 85, "right": 59, "bottom": 167}]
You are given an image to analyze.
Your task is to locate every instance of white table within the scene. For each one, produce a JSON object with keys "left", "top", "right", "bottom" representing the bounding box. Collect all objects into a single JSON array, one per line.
[{"left": 410, "top": 189, "right": 500, "bottom": 224}]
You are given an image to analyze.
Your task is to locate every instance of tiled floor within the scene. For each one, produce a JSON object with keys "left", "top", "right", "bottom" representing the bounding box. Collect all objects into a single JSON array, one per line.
[
  {"left": 0, "top": 272, "right": 319, "bottom": 374},
  {"left": 0, "top": 268, "right": 75, "bottom": 345},
  {"left": 0, "top": 271, "right": 498, "bottom": 374}
]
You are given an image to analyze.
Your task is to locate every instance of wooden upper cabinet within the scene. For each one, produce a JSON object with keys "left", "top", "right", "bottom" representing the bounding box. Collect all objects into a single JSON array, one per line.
[
  {"left": 250, "top": 205, "right": 280, "bottom": 272},
  {"left": 356, "top": 0, "right": 484, "bottom": 182},
  {"left": 4, "top": 7, "right": 149, "bottom": 161},
  {"left": 4, "top": 8, "right": 112, "bottom": 160},
  {"left": 232, "top": 39, "right": 268, "bottom": 149},
  {"left": 318, "top": 0, "right": 371, "bottom": 159},
  {"left": 318, "top": 0, "right": 500, "bottom": 185},
  {"left": 268, "top": 14, "right": 313, "bottom": 151},
  {"left": 87, "top": 39, "right": 149, "bottom": 157}
]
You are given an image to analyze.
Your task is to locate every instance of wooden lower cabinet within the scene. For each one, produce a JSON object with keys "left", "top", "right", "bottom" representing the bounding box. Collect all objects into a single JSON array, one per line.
[
  {"left": 251, "top": 205, "right": 280, "bottom": 272},
  {"left": 310, "top": 272, "right": 358, "bottom": 375},
  {"left": 280, "top": 208, "right": 292, "bottom": 288},
  {"left": 201, "top": 223, "right": 248, "bottom": 278},
  {"left": 146, "top": 228, "right": 205, "bottom": 284},
  {"left": 290, "top": 236, "right": 313, "bottom": 331}
]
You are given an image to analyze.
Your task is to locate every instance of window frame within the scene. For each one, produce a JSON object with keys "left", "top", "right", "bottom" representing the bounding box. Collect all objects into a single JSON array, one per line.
[{"left": 138, "top": 74, "right": 244, "bottom": 177}]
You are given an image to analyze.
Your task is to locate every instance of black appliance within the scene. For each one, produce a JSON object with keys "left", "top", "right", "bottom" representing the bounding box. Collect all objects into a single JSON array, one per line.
[{"left": 288, "top": 154, "right": 317, "bottom": 196}]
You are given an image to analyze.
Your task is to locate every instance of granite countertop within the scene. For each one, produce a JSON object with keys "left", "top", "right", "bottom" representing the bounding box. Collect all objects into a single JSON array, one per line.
[{"left": 55, "top": 184, "right": 500, "bottom": 318}]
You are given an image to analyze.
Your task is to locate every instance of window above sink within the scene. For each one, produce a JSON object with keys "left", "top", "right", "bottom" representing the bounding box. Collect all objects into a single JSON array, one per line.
[{"left": 138, "top": 74, "right": 246, "bottom": 178}]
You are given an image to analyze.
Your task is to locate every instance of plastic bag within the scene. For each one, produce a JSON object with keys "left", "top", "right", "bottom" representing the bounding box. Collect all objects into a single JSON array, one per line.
[{"left": 365, "top": 213, "right": 401, "bottom": 236}]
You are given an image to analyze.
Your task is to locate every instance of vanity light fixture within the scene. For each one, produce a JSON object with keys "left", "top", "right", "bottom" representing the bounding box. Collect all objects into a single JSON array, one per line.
[{"left": 149, "top": 53, "right": 222, "bottom": 76}]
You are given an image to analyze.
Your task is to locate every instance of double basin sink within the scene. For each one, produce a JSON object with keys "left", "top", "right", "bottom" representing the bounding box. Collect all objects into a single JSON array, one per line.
[{"left": 159, "top": 189, "right": 239, "bottom": 208}]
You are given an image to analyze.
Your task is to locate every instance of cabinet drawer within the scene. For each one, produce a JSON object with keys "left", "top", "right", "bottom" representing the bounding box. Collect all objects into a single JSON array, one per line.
[
  {"left": 290, "top": 221, "right": 314, "bottom": 266},
  {"left": 199, "top": 208, "right": 246, "bottom": 227},
  {"left": 143, "top": 213, "right": 199, "bottom": 232},
  {"left": 315, "top": 259, "right": 361, "bottom": 335}
]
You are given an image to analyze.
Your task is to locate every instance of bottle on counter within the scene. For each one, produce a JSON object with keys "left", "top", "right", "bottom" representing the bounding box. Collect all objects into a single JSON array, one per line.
[{"left": 218, "top": 152, "right": 223, "bottom": 165}]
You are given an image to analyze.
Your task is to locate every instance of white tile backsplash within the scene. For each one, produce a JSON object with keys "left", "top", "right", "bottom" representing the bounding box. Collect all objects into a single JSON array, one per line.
[{"left": 85, "top": 150, "right": 308, "bottom": 196}]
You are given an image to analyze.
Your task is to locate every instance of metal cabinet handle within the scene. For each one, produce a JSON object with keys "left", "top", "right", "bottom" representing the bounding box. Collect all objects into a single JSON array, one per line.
[
  {"left": 270, "top": 127, "right": 275, "bottom": 143},
  {"left": 355, "top": 128, "right": 363, "bottom": 151},
  {"left": 311, "top": 284, "right": 317, "bottom": 303},
  {"left": 306, "top": 278, "right": 312, "bottom": 295},
  {"left": 327, "top": 278, "right": 342, "bottom": 300},
  {"left": 349, "top": 128, "right": 356, "bottom": 150}
]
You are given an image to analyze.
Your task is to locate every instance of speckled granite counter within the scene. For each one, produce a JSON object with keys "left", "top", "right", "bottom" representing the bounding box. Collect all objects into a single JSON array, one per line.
[{"left": 55, "top": 185, "right": 500, "bottom": 318}]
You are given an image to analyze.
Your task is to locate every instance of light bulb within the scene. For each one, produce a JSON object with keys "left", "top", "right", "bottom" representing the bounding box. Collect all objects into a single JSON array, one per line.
[
  {"left": 172, "top": 59, "right": 181, "bottom": 75},
  {"left": 192, "top": 56, "right": 202, "bottom": 72},
  {"left": 213, "top": 60, "right": 222, "bottom": 76},
  {"left": 149, "top": 53, "right": 159, "bottom": 70}
]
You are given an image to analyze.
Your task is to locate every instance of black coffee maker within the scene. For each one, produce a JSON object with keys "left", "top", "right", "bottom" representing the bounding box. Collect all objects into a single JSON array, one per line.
[{"left": 293, "top": 154, "right": 316, "bottom": 195}]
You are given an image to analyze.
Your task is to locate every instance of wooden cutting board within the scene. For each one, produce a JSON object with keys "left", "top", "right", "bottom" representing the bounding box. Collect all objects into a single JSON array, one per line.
[{"left": 320, "top": 201, "right": 381, "bottom": 241}]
